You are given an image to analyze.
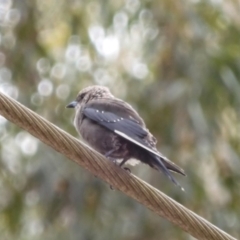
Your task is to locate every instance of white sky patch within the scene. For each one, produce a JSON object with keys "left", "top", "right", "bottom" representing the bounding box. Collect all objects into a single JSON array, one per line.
[
  {"left": 38, "top": 79, "right": 53, "bottom": 96},
  {"left": 0, "top": 82, "right": 18, "bottom": 98},
  {"left": 25, "top": 219, "right": 44, "bottom": 236},
  {"left": 125, "top": 0, "right": 140, "bottom": 14},
  {"left": 113, "top": 11, "right": 129, "bottom": 30},
  {"left": 51, "top": 63, "right": 66, "bottom": 79},
  {"left": 15, "top": 132, "right": 38, "bottom": 156},
  {"left": 2, "top": 137, "right": 21, "bottom": 174},
  {"left": 0, "top": 115, "right": 7, "bottom": 125},
  {"left": 31, "top": 93, "right": 43, "bottom": 106},
  {"left": 144, "top": 27, "right": 159, "bottom": 40},
  {"left": 89, "top": 25, "right": 120, "bottom": 60},
  {"left": 96, "top": 35, "right": 120, "bottom": 60},
  {"left": 89, "top": 25, "right": 105, "bottom": 44},
  {"left": 0, "top": 0, "right": 12, "bottom": 10},
  {"left": 56, "top": 84, "right": 70, "bottom": 100},
  {"left": 132, "top": 62, "right": 149, "bottom": 79},
  {"left": 36, "top": 58, "right": 50, "bottom": 74},
  {"left": 5, "top": 8, "right": 21, "bottom": 26},
  {"left": 76, "top": 54, "right": 92, "bottom": 72},
  {"left": 93, "top": 68, "right": 112, "bottom": 85},
  {"left": 65, "top": 44, "right": 81, "bottom": 63}
]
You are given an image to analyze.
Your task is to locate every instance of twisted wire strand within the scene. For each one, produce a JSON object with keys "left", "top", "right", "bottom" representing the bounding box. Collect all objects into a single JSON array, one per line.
[{"left": 0, "top": 92, "right": 237, "bottom": 240}]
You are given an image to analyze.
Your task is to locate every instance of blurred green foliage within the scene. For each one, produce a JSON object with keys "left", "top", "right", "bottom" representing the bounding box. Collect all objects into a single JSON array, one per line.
[{"left": 0, "top": 0, "right": 240, "bottom": 239}]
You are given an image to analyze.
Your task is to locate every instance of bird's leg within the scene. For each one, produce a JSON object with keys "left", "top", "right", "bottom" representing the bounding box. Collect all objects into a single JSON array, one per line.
[
  {"left": 119, "top": 157, "right": 131, "bottom": 173},
  {"left": 104, "top": 149, "right": 119, "bottom": 166},
  {"left": 119, "top": 157, "right": 128, "bottom": 167},
  {"left": 104, "top": 149, "right": 117, "bottom": 158}
]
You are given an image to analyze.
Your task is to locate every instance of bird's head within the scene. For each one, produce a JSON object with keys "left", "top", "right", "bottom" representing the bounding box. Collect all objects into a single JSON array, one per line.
[{"left": 66, "top": 85, "right": 113, "bottom": 110}]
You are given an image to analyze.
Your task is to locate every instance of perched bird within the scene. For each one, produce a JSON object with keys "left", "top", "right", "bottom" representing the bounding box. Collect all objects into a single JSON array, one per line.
[{"left": 66, "top": 85, "right": 185, "bottom": 189}]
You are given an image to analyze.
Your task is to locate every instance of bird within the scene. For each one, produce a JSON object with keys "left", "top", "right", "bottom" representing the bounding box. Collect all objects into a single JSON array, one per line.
[{"left": 66, "top": 85, "right": 185, "bottom": 190}]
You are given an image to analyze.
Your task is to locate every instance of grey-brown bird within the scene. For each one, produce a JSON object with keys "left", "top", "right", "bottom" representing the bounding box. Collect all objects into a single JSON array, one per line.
[{"left": 66, "top": 85, "right": 185, "bottom": 189}]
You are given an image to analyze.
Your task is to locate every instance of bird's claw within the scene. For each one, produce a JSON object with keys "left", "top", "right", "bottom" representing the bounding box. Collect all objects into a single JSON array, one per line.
[
  {"left": 110, "top": 185, "right": 115, "bottom": 190},
  {"left": 123, "top": 167, "right": 131, "bottom": 173}
]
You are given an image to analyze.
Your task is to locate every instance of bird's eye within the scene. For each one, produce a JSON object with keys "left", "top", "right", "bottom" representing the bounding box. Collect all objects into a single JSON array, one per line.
[{"left": 78, "top": 93, "right": 86, "bottom": 101}]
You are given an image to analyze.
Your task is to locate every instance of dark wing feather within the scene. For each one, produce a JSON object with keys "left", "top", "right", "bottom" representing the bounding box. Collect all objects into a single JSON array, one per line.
[
  {"left": 85, "top": 98, "right": 146, "bottom": 126},
  {"left": 83, "top": 108, "right": 148, "bottom": 139}
]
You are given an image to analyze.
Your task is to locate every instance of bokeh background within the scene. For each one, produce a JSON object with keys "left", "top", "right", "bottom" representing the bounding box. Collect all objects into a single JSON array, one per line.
[{"left": 0, "top": 0, "right": 240, "bottom": 239}]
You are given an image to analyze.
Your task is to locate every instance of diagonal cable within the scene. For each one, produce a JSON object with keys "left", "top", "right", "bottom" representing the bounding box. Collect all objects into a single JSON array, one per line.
[{"left": 0, "top": 92, "right": 237, "bottom": 240}]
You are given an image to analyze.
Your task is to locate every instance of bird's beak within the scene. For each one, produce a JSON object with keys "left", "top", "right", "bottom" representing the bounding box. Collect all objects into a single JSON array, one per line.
[{"left": 66, "top": 101, "right": 77, "bottom": 108}]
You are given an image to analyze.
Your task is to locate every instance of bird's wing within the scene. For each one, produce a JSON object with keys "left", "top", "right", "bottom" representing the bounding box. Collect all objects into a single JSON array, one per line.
[
  {"left": 83, "top": 107, "right": 148, "bottom": 139},
  {"left": 83, "top": 98, "right": 160, "bottom": 156},
  {"left": 86, "top": 98, "right": 146, "bottom": 126}
]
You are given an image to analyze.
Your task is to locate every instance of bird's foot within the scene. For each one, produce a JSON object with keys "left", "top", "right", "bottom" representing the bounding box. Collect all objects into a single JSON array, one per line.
[
  {"left": 109, "top": 166, "right": 131, "bottom": 190},
  {"left": 109, "top": 185, "right": 115, "bottom": 191},
  {"left": 123, "top": 167, "right": 131, "bottom": 173}
]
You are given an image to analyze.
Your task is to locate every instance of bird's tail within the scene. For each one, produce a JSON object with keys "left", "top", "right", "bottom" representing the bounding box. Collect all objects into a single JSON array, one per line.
[
  {"left": 149, "top": 153, "right": 185, "bottom": 191},
  {"left": 160, "top": 156, "right": 186, "bottom": 176}
]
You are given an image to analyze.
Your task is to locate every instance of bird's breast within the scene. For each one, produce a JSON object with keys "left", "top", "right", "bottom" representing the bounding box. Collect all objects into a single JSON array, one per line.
[{"left": 78, "top": 118, "right": 120, "bottom": 155}]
